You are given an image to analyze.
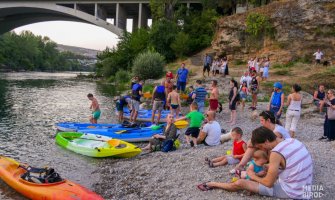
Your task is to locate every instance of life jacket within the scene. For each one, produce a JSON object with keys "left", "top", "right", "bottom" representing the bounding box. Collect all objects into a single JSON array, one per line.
[
  {"left": 153, "top": 85, "right": 165, "bottom": 101},
  {"left": 131, "top": 83, "right": 142, "bottom": 101},
  {"left": 271, "top": 91, "right": 283, "bottom": 107},
  {"left": 316, "top": 90, "right": 325, "bottom": 100}
]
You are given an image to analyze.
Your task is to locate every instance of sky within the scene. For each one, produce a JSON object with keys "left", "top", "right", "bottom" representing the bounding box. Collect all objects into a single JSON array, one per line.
[{"left": 14, "top": 21, "right": 121, "bottom": 51}]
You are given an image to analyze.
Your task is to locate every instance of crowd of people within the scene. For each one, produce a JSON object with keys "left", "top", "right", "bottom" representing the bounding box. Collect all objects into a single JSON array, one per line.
[{"left": 85, "top": 50, "right": 334, "bottom": 199}]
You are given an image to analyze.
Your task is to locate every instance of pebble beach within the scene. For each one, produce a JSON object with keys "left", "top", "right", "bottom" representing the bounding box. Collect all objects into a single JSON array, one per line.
[{"left": 93, "top": 101, "right": 335, "bottom": 200}]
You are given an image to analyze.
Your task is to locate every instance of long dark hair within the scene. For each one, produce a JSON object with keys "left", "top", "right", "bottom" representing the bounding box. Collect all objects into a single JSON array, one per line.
[
  {"left": 259, "top": 110, "right": 281, "bottom": 125},
  {"left": 230, "top": 79, "right": 238, "bottom": 88}
]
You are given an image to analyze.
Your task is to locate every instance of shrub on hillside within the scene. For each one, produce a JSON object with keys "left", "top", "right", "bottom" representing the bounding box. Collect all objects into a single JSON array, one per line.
[
  {"left": 115, "top": 70, "right": 130, "bottom": 83},
  {"left": 132, "top": 51, "right": 165, "bottom": 80}
]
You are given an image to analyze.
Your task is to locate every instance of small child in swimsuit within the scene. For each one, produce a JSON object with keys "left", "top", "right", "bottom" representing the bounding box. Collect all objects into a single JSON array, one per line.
[
  {"left": 238, "top": 150, "right": 268, "bottom": 179},
  {"left": 167, "top": 85, "right": 181, "bottom": 118}
]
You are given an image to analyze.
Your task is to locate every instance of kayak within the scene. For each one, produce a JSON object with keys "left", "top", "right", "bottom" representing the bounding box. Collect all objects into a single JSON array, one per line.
[
  {"left": 121, "top": 108, "right": 182, "bottom": 123},
  {"left": 79, "top": 127, "right": 163, "bottom": 142},
  {"left": 55, "top": 122, "right": 152, "bottom": 132},
  {"left": 0, "top": 156, "right": 104, "bottom": 200},
  {"left": 56, "top": 132, "right": 142, "bottom": 158}
]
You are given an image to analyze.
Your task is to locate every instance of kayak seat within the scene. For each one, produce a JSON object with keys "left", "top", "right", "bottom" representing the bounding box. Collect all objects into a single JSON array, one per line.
[{"left": 19, "top": 165, "right": 63, "bottom": 184}]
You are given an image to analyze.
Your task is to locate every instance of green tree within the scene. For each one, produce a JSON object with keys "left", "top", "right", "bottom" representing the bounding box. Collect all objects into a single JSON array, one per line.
[
  {"left": 132, "top": 51, "right": 165, "bottom": 80},
  {"left": 246, "top": 12, "right": 274, "bottom": 37},
  {"left": 170, "top": 32, "right": 190, "bottom": 58}
]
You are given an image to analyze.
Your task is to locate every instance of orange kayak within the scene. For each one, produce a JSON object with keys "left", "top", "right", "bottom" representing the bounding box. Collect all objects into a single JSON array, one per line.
[{"left": 0, "top": 156, "right": 104, "bottom": 200}]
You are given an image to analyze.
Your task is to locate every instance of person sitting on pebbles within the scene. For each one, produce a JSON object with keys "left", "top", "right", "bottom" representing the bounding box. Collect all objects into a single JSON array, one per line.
[
  {"left": 196, "top": 111, "right": 221, "bottom": 146},
  {"left": 142, "top": 114, "right": 177, "bottom": 152},
  {"left": 205, "top": 127, "right": 246, "bottom": 168}
]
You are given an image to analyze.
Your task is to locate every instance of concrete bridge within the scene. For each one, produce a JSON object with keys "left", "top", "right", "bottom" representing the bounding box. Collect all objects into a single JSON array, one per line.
[{"left": 0, "top": 0, "right": 202, "bottom": 36}]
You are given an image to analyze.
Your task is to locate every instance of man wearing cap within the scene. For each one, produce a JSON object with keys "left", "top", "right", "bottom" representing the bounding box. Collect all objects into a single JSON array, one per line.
[{"left": 268, "top": 82, "right": 285, "bottom": 121}]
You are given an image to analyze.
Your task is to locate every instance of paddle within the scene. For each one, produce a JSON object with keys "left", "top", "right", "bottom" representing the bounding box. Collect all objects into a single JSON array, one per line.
[{"left": 151, "top": 120, "right": 189, "bottom": 130}]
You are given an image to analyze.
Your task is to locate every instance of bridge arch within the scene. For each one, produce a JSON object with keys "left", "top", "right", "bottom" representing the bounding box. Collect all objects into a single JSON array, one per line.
[{"left": 0, "top": 2, "right": 123, "bottom": 36}]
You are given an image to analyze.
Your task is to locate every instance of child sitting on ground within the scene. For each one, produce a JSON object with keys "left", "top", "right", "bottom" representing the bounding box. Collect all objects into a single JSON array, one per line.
[
  {"left": 176, "top": 102, "right": 204, "bottom": 148},
  {"left": 237, "top": 150, "right": 268, "bottom": 179},
  {"left": 205, "top": 127, "right": 246, "bottom": 167}
]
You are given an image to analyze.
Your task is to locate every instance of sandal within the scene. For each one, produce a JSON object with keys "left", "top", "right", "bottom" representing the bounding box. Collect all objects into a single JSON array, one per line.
[
  {"left": 208, "top": 161, "right": 214, "bottom": 168},
  {"left": 235, "top": 169, "right": 241, "bottom": 178},
  {"left": 197, "top": 182, "right": 213, "bottom": 191},
  {"left": 204, "top": 157, "right": 210, "bottom": 164}
]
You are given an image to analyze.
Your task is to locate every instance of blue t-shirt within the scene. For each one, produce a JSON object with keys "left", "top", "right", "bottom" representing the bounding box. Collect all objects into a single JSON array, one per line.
[
  {"left": 132, "top": 83, "right": 142, "bottom": 101},
  {"left": 177, "top": 68, "right": 188, "bottom": 82},
  {"left": 246, "top": 160, "right": 264, "bottom": 180},
  {"left": 194, "top": 87, "right": 207, "bottom": 103},
  {"left": 204, "top": 56, "right": 212, "bottom": 65}
]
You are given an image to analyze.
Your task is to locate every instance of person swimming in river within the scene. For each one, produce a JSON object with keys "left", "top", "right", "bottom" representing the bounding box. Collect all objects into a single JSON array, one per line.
[
  {"left": 87, "top": 93, "right": 101, "bottom": 124},
  {"left": 167, "top": 85, "right": 181, "bottom": 118}
]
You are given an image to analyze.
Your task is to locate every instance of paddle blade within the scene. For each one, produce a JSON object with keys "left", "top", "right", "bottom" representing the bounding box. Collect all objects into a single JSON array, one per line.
[
  {"left": 108, "top": 139, "right": 121, "bottom": 147},
  {"left": 143, "top": 92, "right": 152, "bottom": 98},
  {"left": 174, "top": 120, "right": 188, "bottom": 129},
  {"left": 151, "top": 125, "right": 163, "bottom": 130},
  {"left": 115, "top": 130, "right": 127, "bottom": 134}
]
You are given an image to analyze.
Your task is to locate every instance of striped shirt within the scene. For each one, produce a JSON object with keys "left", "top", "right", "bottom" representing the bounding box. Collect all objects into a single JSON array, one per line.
[
  {"left": 272, "top": 138, "right": 313, "bottom": 199},
  {"left": 194, "top": 87, "right": 207, "bottom": 103}
]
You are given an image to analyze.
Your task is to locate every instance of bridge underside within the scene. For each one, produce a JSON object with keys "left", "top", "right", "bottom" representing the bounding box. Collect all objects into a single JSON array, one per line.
[{"left": 0, "top": 1, "right": 202, "bottom": 36}]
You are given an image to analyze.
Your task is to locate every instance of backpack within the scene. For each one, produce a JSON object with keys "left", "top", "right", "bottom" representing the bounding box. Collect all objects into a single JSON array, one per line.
[{"left": 20, "top": 166, "right": 63, "bottom": 184}]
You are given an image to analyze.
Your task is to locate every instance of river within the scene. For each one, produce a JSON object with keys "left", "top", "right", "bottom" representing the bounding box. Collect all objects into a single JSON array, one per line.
[{"left": 0, "top": 72, "right": 118, "bottom": 199}]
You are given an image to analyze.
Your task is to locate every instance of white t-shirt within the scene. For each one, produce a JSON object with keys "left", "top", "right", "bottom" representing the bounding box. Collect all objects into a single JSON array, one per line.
[
  {"left": 313, "top": 52, "right": 323, "bottom": 60},
  {"left": 202, "top": 121, "right": 221, "bottom": 146},
  {"left": 274, "top": 124, "right": 291, "bottom": 139}
]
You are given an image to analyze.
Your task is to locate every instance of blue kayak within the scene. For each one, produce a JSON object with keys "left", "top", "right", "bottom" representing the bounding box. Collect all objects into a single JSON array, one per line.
[
  {"left": 79, "top": 127, "right": 163, "bottom": 142},
  {"left": 56, "top": 122, "right": 152, "bottom": 132},
  {"left": 121, "top": 108, "right": 181, "bottom": 123}
]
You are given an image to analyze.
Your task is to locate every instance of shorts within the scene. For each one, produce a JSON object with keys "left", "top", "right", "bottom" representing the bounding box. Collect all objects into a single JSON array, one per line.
[
  {"left": 92, "top": 110, "right": 101, "bottom": 120},
  {"left": 203, "top": 64, "right": 210, "bottom": 72},
  {"left": 185, "top": 127, "right": 200, "bottom": 138},
  {"left": 131, "top": 99, "right": 140, "bottom": 111},
  {"left": 258, "top": 181, "right": 290, "bottom": 198},
  {"left": 229, "top": 101, "right": 237, "bottom": 111},
  {"left": 251, "top": 88, "right": 258, "bottom": 95},
  {"left": 314, "top": 100, "right": 321, "bottom": 107},
  {"left": 116, "top": 101, "right": 123, "bottom": 111},
  {"left": 196, "top": 101, "right": 205, "bottom": 113},
  {"left": 177, "top": 81, "right": 186, "bottom": 92},
  {"left": 226, "top": 156, "right": 240, "bottom": 165},
  {"left": 260, "top": 67, "right": 264, "bottom": 72},
  {"left": 153, "top": 100, "right": 164, "bottom": 111},
  {"left": 209, "top": 99, "right": 219, "bottom": 110},
  {"left": 239, "top": 92, "right": 247, "bottom": 100},
  {"left": 316, "top": 59, "right": 321, "bottom": 64},
  {"left": 270, "top": 105, "right": 281, "bottom": 119},
  {"left": 171, "top": 104, "right": 179, "bottom": 110}
]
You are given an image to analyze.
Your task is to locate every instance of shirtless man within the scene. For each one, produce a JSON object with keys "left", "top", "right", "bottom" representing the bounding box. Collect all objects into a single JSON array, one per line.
[
  {"left": 209, "top": 80, "right": 219, "bottom": 112},
  {"left": 167, "top": 85, "right": 181, "bottom": 118},
  {"left": 87, "top": 93, "right": 101, "bottom": 124}
]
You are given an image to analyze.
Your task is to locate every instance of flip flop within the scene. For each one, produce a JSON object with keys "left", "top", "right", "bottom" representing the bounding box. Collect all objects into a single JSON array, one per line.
[
  {"left": 204, "top": 157, "right": 210, "bottom": 164},
  {"left": 197, "top": 182, "right": 213, "bottom": 191},
  {"left": 235, "top": 169, "right": 241, "bottom": 178}
]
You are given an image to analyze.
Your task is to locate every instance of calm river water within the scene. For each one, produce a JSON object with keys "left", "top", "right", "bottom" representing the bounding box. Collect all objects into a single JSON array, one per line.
[{"left": 0, "top": 72, "right": 118, "bottom": 199}]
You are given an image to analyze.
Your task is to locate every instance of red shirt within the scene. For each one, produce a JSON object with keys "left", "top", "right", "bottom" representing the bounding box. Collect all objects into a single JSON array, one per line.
[
  {"left": 166, "top": 72, "right": 174, "bottom": 79},
  {"left": 233, "top": 140, "right": 246, "bottom": 160}
]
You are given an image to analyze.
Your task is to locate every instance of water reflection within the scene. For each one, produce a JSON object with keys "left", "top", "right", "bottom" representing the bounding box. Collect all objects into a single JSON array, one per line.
[{"left": 0, "top": 72, "right": 117, "bottom": 199}]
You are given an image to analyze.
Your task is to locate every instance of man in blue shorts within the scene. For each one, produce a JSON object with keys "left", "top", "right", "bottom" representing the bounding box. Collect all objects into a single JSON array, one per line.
[{"left": 176, "top": 63, "right": 189, "bottom": 93}]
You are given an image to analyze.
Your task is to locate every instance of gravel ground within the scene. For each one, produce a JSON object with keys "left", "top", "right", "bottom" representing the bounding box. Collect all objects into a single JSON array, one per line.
[{"left": 93, "top": 101, "right": 335, "bottom": 200}]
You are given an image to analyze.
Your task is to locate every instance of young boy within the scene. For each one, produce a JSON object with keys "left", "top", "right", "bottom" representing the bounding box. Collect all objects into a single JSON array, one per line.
[
  {"left": 167, "top": 85, "right": 181, "bottom": 118},
  {"left": 205, "top": 127, "right": 246, "bottom": 167},
  {"left": 238, "top": 150, "right": 268, "bottom": 180},
  {"left": 187, "top": 86, "right": 195, "bottom": 105},
  {"left": 87, "top": 93, "right": 101, "bottom": 124},
  {"left": 176, "top": 102, "right": 204, "bottom": 148}
]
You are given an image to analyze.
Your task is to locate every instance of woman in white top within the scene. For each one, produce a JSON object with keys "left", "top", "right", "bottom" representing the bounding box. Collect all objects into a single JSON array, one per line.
[{"left": 285, "top": 84, "right": 302, "bottom": 138}]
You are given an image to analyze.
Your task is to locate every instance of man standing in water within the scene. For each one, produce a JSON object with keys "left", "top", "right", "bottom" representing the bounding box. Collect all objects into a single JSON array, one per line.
[
  {"left": 87, "top": 93, "right": 101, "bottom": 124},
  {"left": 130, "top": 80, "right": 144, "bottom": 123}
]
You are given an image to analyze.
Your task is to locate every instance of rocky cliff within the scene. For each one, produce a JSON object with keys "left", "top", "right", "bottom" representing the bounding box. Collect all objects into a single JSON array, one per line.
[{"left": 212, "top": 0, "right": 335, "bottom": 63}]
